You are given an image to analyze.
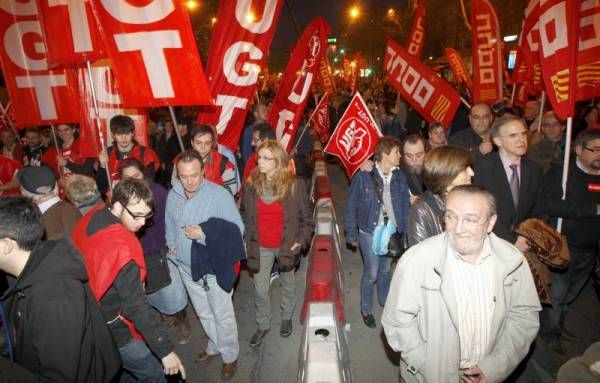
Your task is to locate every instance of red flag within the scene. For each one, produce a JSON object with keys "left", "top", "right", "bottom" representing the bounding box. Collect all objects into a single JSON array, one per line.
[
  {"left": 513, "top": 82, "right": 530, "bottom": 108},
  {"left": 385, "top": 38, "right": 461, "bottom": 128},
  {"left": 317, "top": 56, "right": 336, "bottom": 95},
  {"left": 470, "top": 0, "right": 503, "bottom": 104},
  {"left": 343, "top": 57, "right": 353, "bottom": 83},
  {"left": 196, "top": 0, "right": 285, "bottom": 150},
  {"left": 0, "top": 2, "right": 80, "bottom": 128},
  {"left": 324, "top": 93, "right": 381, "bottom": 177},
  {"left": 89, "top": 0, "right": 211, "bottom": 107},
  {"left": 268, "top": 17, "right": 331, "bottom": 152},
  {"left": 36, "top": 0, "right": 106, "bottom": 66},
  {"left": 310, "top": 93, "right": 330, "bottom": 144},
  {"left": 407, "top": 0, "right": 426, "bottom": 58},
  {"left": 576, "top": 1, "right": 600, "bottom": 101},
  {"left": 444, "top": 48, "right": 473, "bottom": 91},
  {"left": 538, "top": 0, "right": 579, "bottom": 120},
  {"left": 521, "top": 0, "right": 544, "bottom": 95},
  {"left": 77, "top": 61, "right": 148, "bottom": 159},
  {"left": 0, "top": 102, "right": 16, "bottom": 131},
  {"left": 512, "top": 47, "right": 530, "bottom": 84}
]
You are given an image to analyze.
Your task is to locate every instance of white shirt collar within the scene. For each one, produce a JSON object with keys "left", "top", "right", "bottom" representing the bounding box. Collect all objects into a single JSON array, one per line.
[{"left": 38, "top": 196, "right": 61, "bottom": 214}]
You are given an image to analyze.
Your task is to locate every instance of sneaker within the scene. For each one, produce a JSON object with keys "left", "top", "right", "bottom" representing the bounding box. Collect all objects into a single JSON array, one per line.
[
  {"left": 361, "top": 313, "right": 376, "bottom": 328},
  {"left": 280, "top": 319, "right": 293, "bottom": 337},
  {"left": 249, "top": 329, "right": 269, "bottom": 348},
  {"left": 270, "top": 271, "right": 279, "bottom": 285},
  {"left": 175, "top": 310, "right": 192, "bottom": 345}
]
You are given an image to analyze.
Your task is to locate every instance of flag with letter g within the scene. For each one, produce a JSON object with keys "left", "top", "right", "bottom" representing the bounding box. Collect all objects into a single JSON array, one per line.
[{"left": 324, "top": 93, "right": 381, "bottom": 177}]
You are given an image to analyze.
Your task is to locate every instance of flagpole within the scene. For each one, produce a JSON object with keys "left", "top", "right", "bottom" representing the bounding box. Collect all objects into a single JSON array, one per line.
[
  {"left": 49, "top": 125, "right": 64, "bottom": 179},
  {"left": 0, "top": 102, "right": 22, "bottom": 144},
  {"left": 167, "top": 106, "right": 186, "bottom": 153},
  {"left": 293, "top": 121, "right": 311, "bottom": 152},
  {"left": 536, "top": 90, "right": 546, "bottom": 132},
  {"left": 556, "top": 116, "right": 573, "bottom": 233},
  {"left": 460, "top": 96, "right": 472, "bottom": 109},
  {"left": 85, "top": 60, "right": 112, "bottom": 190},
  {"left": 510, "top": 84, "right": 517, "bottom": 105}
]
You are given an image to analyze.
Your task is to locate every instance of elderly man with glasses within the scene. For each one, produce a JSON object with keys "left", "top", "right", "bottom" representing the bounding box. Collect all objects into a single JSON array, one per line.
[{"left": 383, "top": 185, "right": 540, "bottom": 383}]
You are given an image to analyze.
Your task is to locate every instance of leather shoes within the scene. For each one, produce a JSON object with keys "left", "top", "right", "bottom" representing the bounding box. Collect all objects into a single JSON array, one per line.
[
  {"left": 362, "top": 313, "right": 376, "bottom": 328},
  {"left": 280, "top": 319, "right": 293, "bottom": 337},
  {"left": 249, "top": 329, "right": 269, "bottom": 348},
  {"left": 195, "top": 351, "right": 218, "bottom": 365},
  {"left": 221, "top": 360, "right": 237, "bottom": 380}
]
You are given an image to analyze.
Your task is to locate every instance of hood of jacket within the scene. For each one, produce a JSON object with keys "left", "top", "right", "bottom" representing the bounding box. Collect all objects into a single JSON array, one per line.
[{"left": 3, "top": 239, "right": 88, "bottom": 299}]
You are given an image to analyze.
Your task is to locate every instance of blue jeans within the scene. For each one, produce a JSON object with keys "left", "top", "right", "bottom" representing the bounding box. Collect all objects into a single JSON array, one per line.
[
  {"left": 146, "top": 258, "right": 188, "bottom": 315},
  {"left": 541, "top": 245, "right": 598, "bottom": 340},
  {"left": 118, "top": 339, "right": 165, "bottom": 383},
  {"left": 359, "top": 230, "right": 392, "bottom": 314},
  {"left": 179, "top": 269, "right": 239, "bottom": 363}
]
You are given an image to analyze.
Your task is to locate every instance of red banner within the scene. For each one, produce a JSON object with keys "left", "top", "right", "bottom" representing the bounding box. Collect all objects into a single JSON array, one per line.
[
  {"left": 385, "top": 38, "right": 461, "bottom": 128},
  {"left": 268, "top": 17, "right": 331, "bottom": 152},
  {"left": 317, "top": 56, "right": 336, "bottom": 95},
  {"left": 36, "top": 0, "right": 106, "bottom": 66},
  {"left": 538, "top": 0, "right": 579, "bottom": 120},
  {"left": 0, "top": 2, "right": 80, "bottom": 128},
  {"left": 444, "top": 48, "right": 473, "bottom": 91},
  {"left": 470, "top": 0, "right": 503, "bottom": 104},
  {"left": 310, "top": 93, "right": 330, "bottom": 144},
  {"left": 576, "top": 1, "right": 600, "bottom": 101},
  {"left": 407, "top": 0, "right": 426, "bottom": 58},
  {"left": 196, "top": 0, "right": 285, "bottom": 150},
  {"left": 324, "top": 92, "right": 381, "bottom": 177},
  {"left": 521, "top": 0, "right": 544, "bottom": 94},
  {"left": 343, "top": 57, "right": 353, "bottom": 83},
  {"left": 0, "top": 102, "right": 16, "bottom": 132},
  {"left": 513, "top": 82, "right": 530, "bottom": 108},
  {"left": 78, "top": 61, "right": 148, "bottom": 159},
  {"left": 89, "top": 0, "right": 211, "bottom": 108}
]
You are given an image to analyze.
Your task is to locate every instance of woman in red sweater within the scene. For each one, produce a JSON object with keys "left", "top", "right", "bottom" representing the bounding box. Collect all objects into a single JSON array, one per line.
[{"left": 241, "top": 140, "right": 313, "bottom": 347}]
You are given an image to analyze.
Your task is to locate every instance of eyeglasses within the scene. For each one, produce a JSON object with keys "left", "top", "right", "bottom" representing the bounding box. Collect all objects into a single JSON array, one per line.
[
  {"left": 583, "top": 146, "right": 600, "bottom": 154},
  {"left": 443, "top": 212, "right": 488, "bottom": 228},
  {"left": 123, "top": 204, "right": 153, "bottom": 221}
]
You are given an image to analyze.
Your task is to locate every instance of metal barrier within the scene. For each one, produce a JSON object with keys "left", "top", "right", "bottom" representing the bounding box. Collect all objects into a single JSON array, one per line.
[{"left": 298, "top": 302, "right": 352, "bottom": 383}]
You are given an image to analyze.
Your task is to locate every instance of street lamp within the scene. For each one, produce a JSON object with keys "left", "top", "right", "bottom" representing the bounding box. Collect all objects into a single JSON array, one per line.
[
  {"left": 185, "top": 0, "right": 199, "bottom": 11},
  {"left": 387, "top": 8, "right": 395, "bottom": 17},
  {"left": 349, "top": 5, "right": 360, "bottom": 20}
]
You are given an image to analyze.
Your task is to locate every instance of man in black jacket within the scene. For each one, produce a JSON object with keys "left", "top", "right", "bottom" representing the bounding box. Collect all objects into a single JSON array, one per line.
[
  {"left": 449, "top": 102, "right": 495, "bottom": 163},
  {"left": 473, "top": 114, "right": 543, "bottom": 251},
  {"left": 0, "top": 197, "right": 120, "bottom": 382},
  {"left": 539, "top": 129, "right": 600, "bottom": 354}
]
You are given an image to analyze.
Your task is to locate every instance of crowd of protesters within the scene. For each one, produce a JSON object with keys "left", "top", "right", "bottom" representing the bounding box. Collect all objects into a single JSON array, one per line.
[{"left": 0, "top": 76, "right": 599, "bottom": 382}]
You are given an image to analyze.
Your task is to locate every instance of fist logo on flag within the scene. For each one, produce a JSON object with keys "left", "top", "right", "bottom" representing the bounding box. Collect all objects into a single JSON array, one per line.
[
  {"left": 339, "top": 119, "right": 369, "bottom": 164},
  {"left": 324, "top": 92, "right": 381, "bottom": 176},
  {"left": 307, "top": 34, "right": 321, "bottom": 68}
]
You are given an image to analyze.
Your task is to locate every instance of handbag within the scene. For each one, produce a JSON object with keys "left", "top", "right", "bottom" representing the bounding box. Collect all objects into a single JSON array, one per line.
[
  {"left": 144, "top": 247, "right": 172, "bottom": 294},
  {"left": 369, "top": 171, "right": 408, "bottom": 258}
]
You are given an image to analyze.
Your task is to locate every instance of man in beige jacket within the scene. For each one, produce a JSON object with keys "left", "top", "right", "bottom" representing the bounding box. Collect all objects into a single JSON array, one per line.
[{"left": 382, "top": 185, "right": 540, "bottom": 383}]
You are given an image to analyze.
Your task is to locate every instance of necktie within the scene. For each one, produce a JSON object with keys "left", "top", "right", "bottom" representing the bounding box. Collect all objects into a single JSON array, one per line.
[{"left": 509, "top": 164, "right": 519, "bottom": 208}]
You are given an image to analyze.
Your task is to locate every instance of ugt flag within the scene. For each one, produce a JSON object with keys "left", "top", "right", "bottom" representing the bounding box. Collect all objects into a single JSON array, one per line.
[{"left": 324, "top": 93, "right": 381, "bottom": 177}]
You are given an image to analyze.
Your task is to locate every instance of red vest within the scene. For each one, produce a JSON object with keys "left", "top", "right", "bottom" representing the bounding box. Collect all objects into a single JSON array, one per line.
[
  {"left": 107, "top": 144, "right": 160, "bottom": 181},
  {"left": 0, "top": 155, "right": 21, "bottom": 196},
  {"left": 72, "top": 206, "right": 147, "bottom": 339}
]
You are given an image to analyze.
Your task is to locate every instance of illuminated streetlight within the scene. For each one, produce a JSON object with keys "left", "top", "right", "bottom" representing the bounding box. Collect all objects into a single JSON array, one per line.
[
  {"left": 349, "top": 5, "right": 360, "bottom": 20},
  {"left": 387, "top": 8, "right": 396, "bottom": 17},
  {"left": 211, "top": 17, "right": 217, "bottom": 26},
  {"left": 185, "top": 0, "right": 199, "bottom": 11}
]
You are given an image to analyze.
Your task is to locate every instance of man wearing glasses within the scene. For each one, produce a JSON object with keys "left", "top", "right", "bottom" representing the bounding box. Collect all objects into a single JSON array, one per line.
[
  {"left": 539, "top": 129, "right": 600, "bottom": 355},
  {"left": 449, "top": 102, "right": 495, "bottom": 163},
  {"left": 72, "top": 179, "right": 186, "bottom": 382},
  {"left": 528, "top": 111, "right": 566, "bottom": 174},
  {"left": 383, "top": 185, "right": 540, "bottom": 383}
]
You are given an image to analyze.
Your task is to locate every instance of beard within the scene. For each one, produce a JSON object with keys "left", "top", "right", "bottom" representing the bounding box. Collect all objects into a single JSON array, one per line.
[{"left": 403, "top": 163, "right": 423, "bottom": 176}]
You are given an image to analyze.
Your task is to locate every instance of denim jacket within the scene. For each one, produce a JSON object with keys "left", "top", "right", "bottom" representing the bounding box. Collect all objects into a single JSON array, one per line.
[{"left": 344, "top": 167, "right": 410, "bottom": 244}]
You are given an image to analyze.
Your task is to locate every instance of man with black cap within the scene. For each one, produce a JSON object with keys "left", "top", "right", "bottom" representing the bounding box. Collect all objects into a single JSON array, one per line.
[{"left": 18, "top": 166, "right": 81, "bottom": 240}]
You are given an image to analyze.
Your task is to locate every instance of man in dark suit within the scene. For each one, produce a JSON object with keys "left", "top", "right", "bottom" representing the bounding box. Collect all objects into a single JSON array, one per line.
[{"left": 474, "top": 114, "right": 543, "bottom": 252}]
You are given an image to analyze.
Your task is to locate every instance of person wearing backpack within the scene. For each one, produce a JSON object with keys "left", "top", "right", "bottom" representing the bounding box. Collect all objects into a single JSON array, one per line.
[{"left": 0, "top": 196, "right": 121, "bottom": 382}]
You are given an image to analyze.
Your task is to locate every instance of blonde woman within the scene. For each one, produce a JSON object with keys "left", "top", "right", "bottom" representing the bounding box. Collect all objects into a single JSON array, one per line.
[{"left": 241, "top": 140, "right": 313, "bottom": 347}]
